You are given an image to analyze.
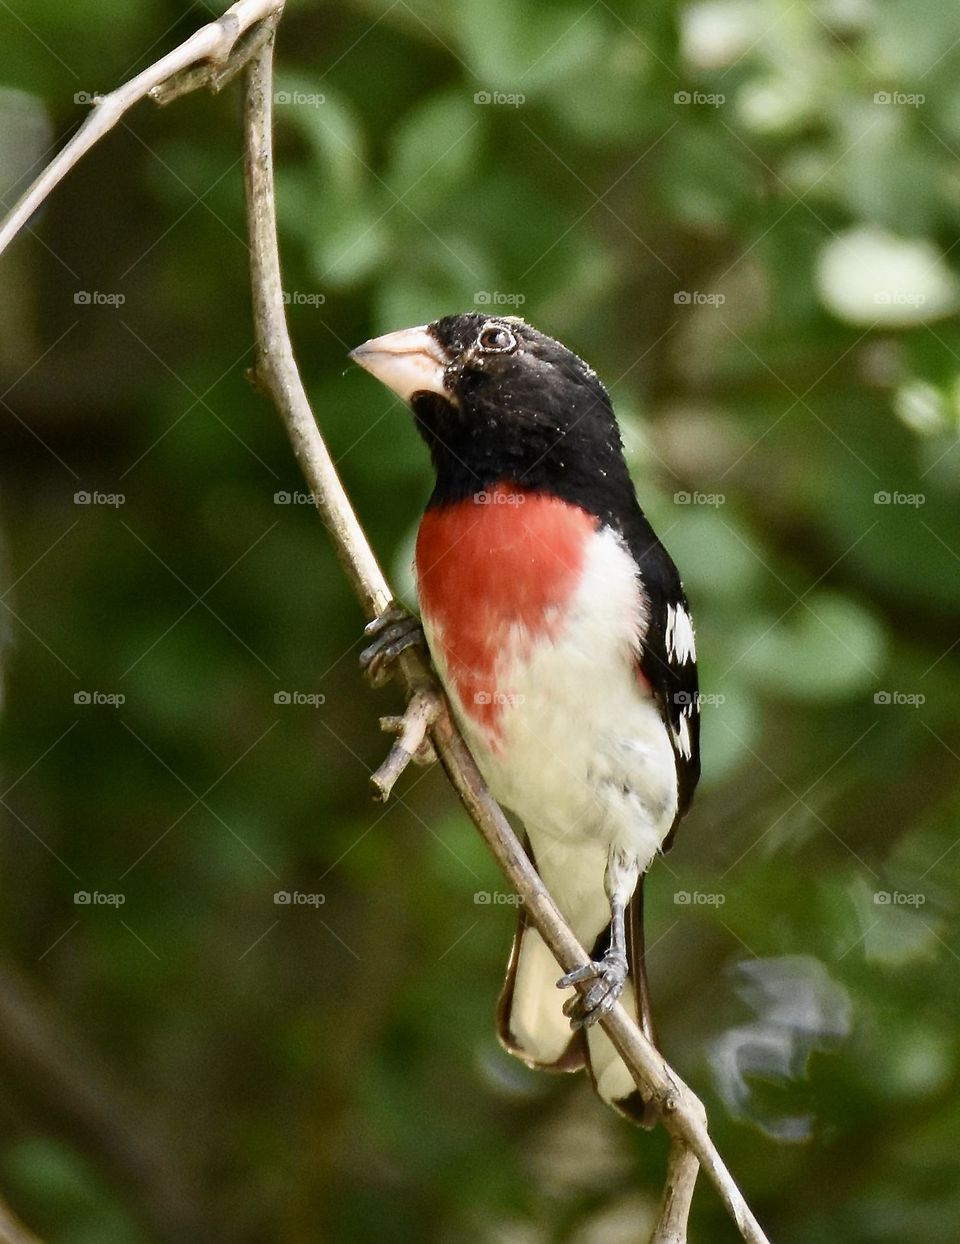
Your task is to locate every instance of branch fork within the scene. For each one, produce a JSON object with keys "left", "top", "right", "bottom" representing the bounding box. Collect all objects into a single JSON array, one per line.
[
  {"left": 371, "top": 687, "right": 440, "bottom": 801},
  {"left": 0, "top": 0, "right": 286, "bottom": 258}
]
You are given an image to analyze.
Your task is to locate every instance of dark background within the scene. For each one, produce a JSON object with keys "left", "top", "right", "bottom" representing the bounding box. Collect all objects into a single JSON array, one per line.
[{"left": 1, "top": 1, "right": 959, "bottom": 1241}]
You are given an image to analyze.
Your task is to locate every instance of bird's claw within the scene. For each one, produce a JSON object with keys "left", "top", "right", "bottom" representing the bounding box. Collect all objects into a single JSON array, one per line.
[
  {"left": 557, "top": 951, "right": 628, "bottom": 1029},
  {"left": 360, "top": 603, "right": 427, "bottom": 688}
]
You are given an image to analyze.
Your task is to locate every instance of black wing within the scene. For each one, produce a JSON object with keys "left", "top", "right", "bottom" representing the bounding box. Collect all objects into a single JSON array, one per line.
[{"left": 618, "top": 508, "right": 701, "bottom": 841}]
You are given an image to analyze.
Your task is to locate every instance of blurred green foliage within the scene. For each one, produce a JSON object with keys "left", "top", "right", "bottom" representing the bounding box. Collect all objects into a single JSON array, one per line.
[{"left": 1, "top": 1, "right": 960, "bottom": 1241}]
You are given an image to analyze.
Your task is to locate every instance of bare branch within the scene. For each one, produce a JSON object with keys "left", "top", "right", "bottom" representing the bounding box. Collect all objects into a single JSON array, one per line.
[
  {"left": 240, "top": 30, "right": 392, "bottom": 621},
  {"left": 0, "top": 0, "right": 283, "bottom": 259},
  {"left": 650, "top": 1140, "right": 700, "bottom": 1244},
  {"left": 371, "top": 688, "right": 441, "bottom": 800}
]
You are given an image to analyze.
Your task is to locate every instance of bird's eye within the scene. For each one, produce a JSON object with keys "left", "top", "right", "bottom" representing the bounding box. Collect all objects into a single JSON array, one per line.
[{"left": 478, "top": 323, "right": 517, "bottom": 353}]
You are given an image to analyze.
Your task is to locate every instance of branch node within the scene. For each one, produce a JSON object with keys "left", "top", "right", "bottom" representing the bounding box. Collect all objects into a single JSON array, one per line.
[
  {"left": 151, "top": 10, "right": 280, "bottom": 106},
  {"left": 370, "top": 689, "right": 440, "bottom": 800}
]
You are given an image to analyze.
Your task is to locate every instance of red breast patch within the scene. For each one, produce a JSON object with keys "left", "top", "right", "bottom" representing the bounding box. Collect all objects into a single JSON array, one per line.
[{"left": 415, "top": 484, "right": 597, "bottom": 742}]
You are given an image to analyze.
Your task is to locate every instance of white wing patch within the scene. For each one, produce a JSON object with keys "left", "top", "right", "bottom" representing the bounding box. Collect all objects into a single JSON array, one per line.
[
  {"left": 665, "top": 603, "right": 696, "bottom": 665},
  {"left": 676, "top": 710, "right": 693, "bottom": 761}
]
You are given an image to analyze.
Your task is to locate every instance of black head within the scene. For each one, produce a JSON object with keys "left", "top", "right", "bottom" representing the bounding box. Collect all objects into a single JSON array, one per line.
[{"left": 350, "top": 312, "right": 637, "bottom": 516}]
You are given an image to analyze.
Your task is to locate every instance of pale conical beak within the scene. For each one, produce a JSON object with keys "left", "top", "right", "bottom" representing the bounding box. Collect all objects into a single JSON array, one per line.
[{"left": 349, "top": 325, "right": 452, "bottom": 403}]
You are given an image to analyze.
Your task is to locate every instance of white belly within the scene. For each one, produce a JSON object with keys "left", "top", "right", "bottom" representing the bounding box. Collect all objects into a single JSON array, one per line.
[{"left": 422, "top": 525, "right": 678, "bottom": 941}]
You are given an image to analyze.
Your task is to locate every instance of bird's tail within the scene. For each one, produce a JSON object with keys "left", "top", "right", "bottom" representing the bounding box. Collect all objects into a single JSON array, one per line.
[
  {"left": 497, "top": 909, "right": 586, "bottom": 1073},
  {"left": 497, "top": 881, "right": 658, "bottom": 1127}
]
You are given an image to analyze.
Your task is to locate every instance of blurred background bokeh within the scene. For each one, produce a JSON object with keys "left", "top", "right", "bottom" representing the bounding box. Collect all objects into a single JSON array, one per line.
[{"left": 1, "top": 1, "right": 959, "bottom": 1240}]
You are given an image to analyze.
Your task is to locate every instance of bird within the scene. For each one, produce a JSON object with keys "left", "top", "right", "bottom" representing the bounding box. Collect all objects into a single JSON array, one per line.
[{"left": 350, "top": 313, "right": 700, "bottom": 1124}]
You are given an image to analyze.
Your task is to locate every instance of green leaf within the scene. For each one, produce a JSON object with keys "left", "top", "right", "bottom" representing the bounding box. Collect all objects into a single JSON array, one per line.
[{"left": 736, "top": 593, "right": 887, "bottom": 700}]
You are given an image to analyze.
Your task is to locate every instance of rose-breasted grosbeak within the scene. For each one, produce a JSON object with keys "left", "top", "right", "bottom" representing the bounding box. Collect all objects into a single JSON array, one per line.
[{"left": 350, "top": 314, "right": 700, "bottom": 1124}]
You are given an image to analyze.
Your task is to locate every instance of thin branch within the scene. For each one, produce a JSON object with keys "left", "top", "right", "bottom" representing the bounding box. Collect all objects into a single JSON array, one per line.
[
  {"left": 650, "top": 1140, "right": 700, "bottom": 1244},
  {"left": 239, "top": 28, "right": 393, "bottom": 622},
  {"left": 0, "top": 1194, "right": 43, "bottom": 1244},
  {"left": 371, "top": 688, "right": 441, "bottom": 801},
  {"left": 0, "top": 0, "right": 283, "bottom": 259},
  {"left": 240, "top": 29, "right": 771, "bottom": 1244}
]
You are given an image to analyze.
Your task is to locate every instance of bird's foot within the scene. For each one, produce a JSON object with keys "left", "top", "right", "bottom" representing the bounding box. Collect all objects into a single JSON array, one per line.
[
  {"left": 557, "top": 950, "right": 628, "bottom": 1029},
  {"left": 360, "top": 603, "right": 427, "bottom": 688}
]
